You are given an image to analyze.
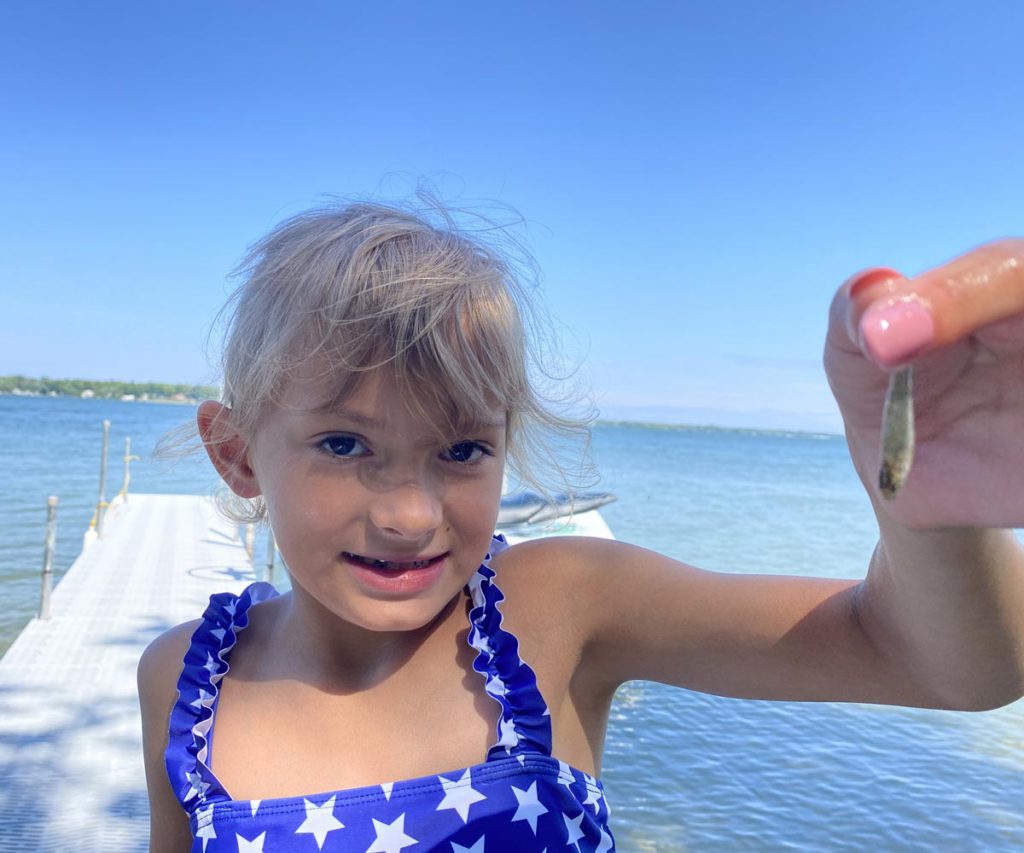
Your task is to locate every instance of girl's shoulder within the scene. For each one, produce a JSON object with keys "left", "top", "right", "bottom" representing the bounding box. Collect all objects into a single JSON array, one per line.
[
  {"left": 488, "top": 536, "right": 641, "bottom": 719},
  {"left": 491, "top": 534, "right": 628, "bottom": 591},
  {"left": 488, "top": 534, "right": 628, "bottom": 644},
  {"left": 137, "top": 587, "right": 283, "bottom": 695},
  {"left": 137, "top": 617, "right": 202, "bottom": 699},
  {"left": 137, "top": 619, "right": 195, "bottom": 718}
]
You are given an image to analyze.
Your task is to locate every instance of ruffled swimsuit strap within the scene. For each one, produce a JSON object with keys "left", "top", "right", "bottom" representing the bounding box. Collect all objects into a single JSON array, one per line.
[
  {"left": 465, "top": 533, "right": 554, "bottom": 760},
  {"left": 165, "top": 581, "right": 279, "bottom": 814}
]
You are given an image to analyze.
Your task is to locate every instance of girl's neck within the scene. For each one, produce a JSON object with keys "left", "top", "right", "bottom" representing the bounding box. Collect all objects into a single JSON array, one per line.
[{"left": 268, "top": 587, "right": 464, "bottom": 692}]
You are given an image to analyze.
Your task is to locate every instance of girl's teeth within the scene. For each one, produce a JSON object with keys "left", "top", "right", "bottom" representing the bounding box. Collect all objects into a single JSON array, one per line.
[{"left": 347, "top": 553, "right": 431, "bottom": 571}]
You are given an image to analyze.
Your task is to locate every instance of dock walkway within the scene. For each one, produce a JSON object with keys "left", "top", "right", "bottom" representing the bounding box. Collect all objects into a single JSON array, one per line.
[{"left": 0, "top": 493, "right": 257, "bottom": 852}]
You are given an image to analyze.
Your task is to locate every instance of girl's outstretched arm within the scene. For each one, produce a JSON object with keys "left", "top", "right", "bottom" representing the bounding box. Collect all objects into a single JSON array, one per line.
[{"left": 547, "top": 239, "right": 1024, "bottom": 710}]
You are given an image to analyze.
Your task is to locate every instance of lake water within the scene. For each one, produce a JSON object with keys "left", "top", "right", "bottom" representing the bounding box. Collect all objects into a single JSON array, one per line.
[{"left": 1, "top": 394, "right": 1021, "bottom": 851}]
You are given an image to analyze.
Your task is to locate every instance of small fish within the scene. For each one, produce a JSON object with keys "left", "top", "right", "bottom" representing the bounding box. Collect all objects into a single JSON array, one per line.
[{"left": 879, "top": 366, "right": 915, "bottom": 499}]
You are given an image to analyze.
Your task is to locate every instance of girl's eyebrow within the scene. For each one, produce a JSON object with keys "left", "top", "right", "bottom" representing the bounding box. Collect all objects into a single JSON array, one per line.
[
  {"left": 315, "top": 408, "right": 383, "bottom": 428},
  {"left": 307, "top": 405, "right": 505, "bottom": 432}
]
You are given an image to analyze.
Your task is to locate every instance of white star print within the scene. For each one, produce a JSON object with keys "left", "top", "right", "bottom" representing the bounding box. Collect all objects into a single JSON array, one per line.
[
  {"left": 582, "top": 782, "right": 602, "bottom": 812},
  {"left": 469, "top": 626, "right": 493, "bottom": 655},
  {"left": 295, "top": 794, "right": 345, "bottom": 849},
  {"left": 203, "top": 652, "right": 220, "bottom": 675},
  {"left": 224, "top": 600, "right": 237, "bottom": 616},
  {"left": 195, "top": 803, "right": 216, "bottom": 852},
  {"left": 250, "top": 799, "right": 260, "bottom": 818},
  {"left": 436, "top": 768, "right": 487, "bottom": 823},
  {"left": 595, "top": 827, "right": 614, "bottom": 853},
  {"left": 190, "top": 689, "right": 215, "bottom": 709},
  {"left": 510, "top": 781, "right": 548, "bottom": 834},
  {"left": 211, "top": 627, "right": 227, "bottom": 642},
  {"left": 484, "top": 675, "right": 507, "bottom": 699},
  {"left": 451, "top": 836, "right": 486, "bottom": 853},
  {"left": 496, "top": 716, "right": 517, "bottom": 751},
  {"left": 562, "top": 811, "right": 585, "bottom": 851},
  {"left": 556, "top": 760, "right": 576, "bottom": 791},
  {"left": 466, "top": 579, "right": 485, "bottom": 606},
  {"left": 235, "top": 832, "right": 266, "bottom": 853},
  {"left": 186, "top": 768, "right": 211, "bottom": 801},
  {"left": 365, "top": 813, "right": 417, "bottom": 853},
  {"left": 380, "top": 781, "right": 394, "bottom": 801}
]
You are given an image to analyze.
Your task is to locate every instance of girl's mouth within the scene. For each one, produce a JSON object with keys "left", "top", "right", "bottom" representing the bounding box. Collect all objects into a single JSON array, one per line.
[{"left": 342, "top": 552, "right": 447, "bottom": 571}]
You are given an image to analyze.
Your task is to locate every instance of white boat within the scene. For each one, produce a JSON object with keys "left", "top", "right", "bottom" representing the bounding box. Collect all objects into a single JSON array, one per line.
[{"left": 496, "top": 491, "right": 616, "bottom": 544}]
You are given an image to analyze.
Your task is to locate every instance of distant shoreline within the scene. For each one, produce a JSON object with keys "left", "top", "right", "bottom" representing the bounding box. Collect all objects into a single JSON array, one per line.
[
  {"left": 594, "top": 418, "right": 842, "bottom": 439},
  {"left": 0, "top": 375, "right": 218, "bottom": 404},
  {"left": 1, "top": 392, "right": 203, "bottom": 406}
]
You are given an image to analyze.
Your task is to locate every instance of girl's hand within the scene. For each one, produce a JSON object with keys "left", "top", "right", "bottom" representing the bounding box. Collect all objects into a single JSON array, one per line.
[{"left": 824, "top": 239, "right": 1024, "bottom": 529}]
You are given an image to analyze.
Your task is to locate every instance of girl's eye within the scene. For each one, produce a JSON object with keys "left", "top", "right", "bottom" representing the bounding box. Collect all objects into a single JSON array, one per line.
[
  {"left": 442, "top": 441, "right": 491, "bottom": 464},
  {"left": 319, "top": 434, "right": 369, "bottom": 458}
]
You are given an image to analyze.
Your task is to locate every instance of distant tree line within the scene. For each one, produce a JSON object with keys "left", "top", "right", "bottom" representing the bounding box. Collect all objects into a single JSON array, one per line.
[{"left": 0, "top": 375, "right": 219, "bottom": 401}]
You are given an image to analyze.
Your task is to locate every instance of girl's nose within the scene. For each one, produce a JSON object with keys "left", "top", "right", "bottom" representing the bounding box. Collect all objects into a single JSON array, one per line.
[{"left": 368, "top": 482, "right": 443, "bottom": 540}]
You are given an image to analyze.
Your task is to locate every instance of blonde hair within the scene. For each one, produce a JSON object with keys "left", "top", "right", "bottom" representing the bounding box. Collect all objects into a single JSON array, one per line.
[{"left": 204, "top": 195, "right": 592, "bottom": 522}]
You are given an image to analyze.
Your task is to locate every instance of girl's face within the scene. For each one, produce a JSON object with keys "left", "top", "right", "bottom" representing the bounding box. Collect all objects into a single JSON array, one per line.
[{"left": 246, "top": 366, "right": 506, "bottom": 633}]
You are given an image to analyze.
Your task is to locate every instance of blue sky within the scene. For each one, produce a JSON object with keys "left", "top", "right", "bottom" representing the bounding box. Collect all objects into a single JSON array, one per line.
[{"left": 2, "top": 1, "right": 1022, "bottom": 433}]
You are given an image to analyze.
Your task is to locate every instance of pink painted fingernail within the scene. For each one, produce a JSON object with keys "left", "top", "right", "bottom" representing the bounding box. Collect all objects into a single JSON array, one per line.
[
  {"left": 847, "top": 267, "right": 903, "bottom": 300},
  {"left": 859, "top": 299, "right": 935, "bottom": 366}
]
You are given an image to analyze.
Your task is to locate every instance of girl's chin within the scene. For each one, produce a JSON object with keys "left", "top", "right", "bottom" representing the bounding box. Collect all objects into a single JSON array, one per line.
[{"left": 347, "top": 594, "right": 462, "bottom": 634}]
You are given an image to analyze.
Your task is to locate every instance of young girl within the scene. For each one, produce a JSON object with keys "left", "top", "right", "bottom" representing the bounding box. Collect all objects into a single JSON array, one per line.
[{"left": 138, "top": 200, "right": 1024, "bottom": 852}]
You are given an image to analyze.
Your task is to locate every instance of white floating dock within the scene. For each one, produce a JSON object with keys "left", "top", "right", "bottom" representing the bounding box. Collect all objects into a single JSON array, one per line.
[{"left": 0, "top": 494, "right": 257, "bottom": 852}]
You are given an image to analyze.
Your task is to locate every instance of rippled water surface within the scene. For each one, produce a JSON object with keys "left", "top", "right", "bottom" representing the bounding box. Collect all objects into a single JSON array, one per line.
[{"left": 2, "top": 396, "right": 1021, "bottom": 850}]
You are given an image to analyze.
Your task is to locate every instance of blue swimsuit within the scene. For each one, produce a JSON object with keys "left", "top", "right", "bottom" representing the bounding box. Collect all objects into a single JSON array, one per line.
[{"left": 166, "top": 535, "right": 616, "bottom": 851}]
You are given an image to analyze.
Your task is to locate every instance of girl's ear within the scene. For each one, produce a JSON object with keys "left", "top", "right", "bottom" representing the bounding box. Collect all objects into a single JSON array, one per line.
[{"left": 196, "top": 401, "right": 261, "bottom": 498}]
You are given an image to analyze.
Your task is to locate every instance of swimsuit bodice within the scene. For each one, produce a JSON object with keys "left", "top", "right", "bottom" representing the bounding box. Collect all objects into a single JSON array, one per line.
[{"left": 165, "top": 535, "right": 615, "bottom": 851}]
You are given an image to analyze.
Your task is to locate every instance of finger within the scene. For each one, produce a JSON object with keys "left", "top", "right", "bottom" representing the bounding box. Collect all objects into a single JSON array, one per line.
[
  {"left": 840, "top": 267, "right": 906, "bottom": 347},
  {"left": 856, "top": 238, "right": 1024, "bottom": 368}
]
